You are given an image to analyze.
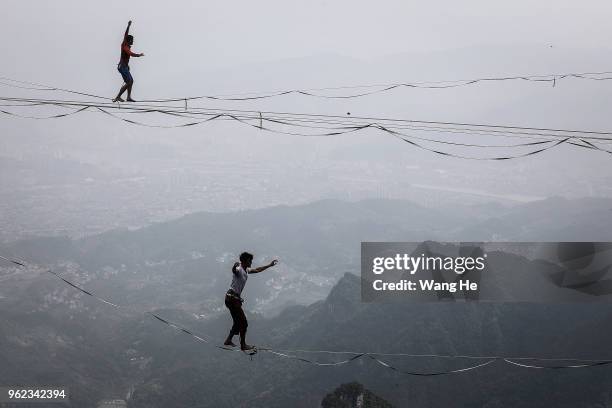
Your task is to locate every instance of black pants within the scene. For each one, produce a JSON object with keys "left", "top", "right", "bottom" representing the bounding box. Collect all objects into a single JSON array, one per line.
[{"left": 225, "top": 295, "right": 247, "bottom": 338}]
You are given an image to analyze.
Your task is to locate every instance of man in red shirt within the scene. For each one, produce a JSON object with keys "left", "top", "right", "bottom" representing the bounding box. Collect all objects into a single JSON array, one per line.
[{"left": 113, "top": 21, "right": 144, "bottom": 102}]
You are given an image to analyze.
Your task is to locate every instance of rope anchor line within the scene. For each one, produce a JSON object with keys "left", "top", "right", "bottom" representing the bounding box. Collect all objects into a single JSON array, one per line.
[
  {"left": 2, "top": 96, "right": 612, "bottom": 160},
  {"left": 2, "top": 70, "right": 612, "bottom": 102}
]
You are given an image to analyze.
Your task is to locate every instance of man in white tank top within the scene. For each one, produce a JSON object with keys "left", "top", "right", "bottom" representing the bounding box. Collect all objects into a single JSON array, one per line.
[{"left": 224, "top": 252, "right": 278, "bottom": 351}]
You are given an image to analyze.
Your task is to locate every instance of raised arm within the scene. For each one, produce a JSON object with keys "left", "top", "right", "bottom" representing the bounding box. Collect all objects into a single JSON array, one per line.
[
  {"left": 124, "top": 21, "right": 132, "bottom": 42},
  {"left": 248, "top": 259, "right": 278, "bottom": 274}
]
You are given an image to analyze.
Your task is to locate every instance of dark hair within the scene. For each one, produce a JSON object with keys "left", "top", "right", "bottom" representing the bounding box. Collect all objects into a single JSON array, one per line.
[
  {"left": 239, "top": 252, "right": 254, "bottom": 264},
  {"left": 127, "top": 35, "right": 134, "bottom": 45}
]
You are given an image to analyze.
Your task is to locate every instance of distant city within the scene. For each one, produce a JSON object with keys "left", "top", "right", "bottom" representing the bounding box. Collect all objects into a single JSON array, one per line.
[{"left": 2, "top": 149, "right": 610, "bottom": 243}]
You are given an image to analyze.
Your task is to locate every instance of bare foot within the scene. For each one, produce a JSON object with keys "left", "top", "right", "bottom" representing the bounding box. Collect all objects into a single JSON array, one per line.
[
  {"left": 223, "top": 341, "right": 236, "bottom": 347},
  {"left": 126, "top": 97, "right": 136, "bottom": 102},
  {"left": 241, "top": 344, "right": 255, "bottom": 352},
  {"left": 113, "top": 97, "right": 124, "bottom": 102}
]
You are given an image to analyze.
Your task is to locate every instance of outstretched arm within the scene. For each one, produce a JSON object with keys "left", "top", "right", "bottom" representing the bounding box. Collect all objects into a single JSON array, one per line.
[
  {"left": 124, "top": 21, "right": 132, "bottom": 41},
  {"left": 248, "top": 259, "right": 278, "bottom": 274}
]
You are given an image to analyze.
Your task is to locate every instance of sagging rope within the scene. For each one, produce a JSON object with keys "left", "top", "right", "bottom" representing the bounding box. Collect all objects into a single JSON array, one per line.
[
  {"left": 3, "top": 95, "right": 612, "bottom": 140},
  {"left": 1, "top": 254, "right": 612, "bottom": 376},
  {"left": 0, "top": 97, "right": 607, "bottom": 160},
  {"left": 2, "top": 70, "right": 612, "bottom": 102}
]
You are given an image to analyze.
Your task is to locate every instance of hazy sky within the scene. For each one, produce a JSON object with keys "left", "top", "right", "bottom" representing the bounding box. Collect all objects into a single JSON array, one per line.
[{"left": 3, "top": 0, "right": 612, "bottom": 87}]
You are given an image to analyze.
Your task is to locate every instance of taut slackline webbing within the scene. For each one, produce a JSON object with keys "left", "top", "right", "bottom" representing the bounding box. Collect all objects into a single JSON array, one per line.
[{"left": 1, "top": 255, "right": 611, "bottom": 376}]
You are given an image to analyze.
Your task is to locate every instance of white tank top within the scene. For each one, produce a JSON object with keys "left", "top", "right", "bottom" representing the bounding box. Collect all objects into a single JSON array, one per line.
[{"left": 229, "top": 265, "right": 250, "bottom": 295}]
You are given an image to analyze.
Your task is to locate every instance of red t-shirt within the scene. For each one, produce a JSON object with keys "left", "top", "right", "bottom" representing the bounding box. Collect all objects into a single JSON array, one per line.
[{"left": 119, "top": 41, "right": 137, "bottom": 66}]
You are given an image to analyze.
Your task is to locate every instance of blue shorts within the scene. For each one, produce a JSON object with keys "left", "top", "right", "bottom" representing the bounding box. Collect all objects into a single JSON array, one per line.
[{"left": 117, "top": 64, "right": 133, "bottom": 83}]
